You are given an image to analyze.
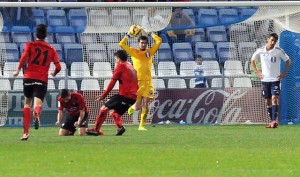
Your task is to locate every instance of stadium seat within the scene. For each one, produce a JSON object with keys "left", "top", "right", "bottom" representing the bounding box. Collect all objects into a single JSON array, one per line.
[
  {"left": 32, "top": 8, "right": 46, "bottom": 25},
  {"left": 55, "top": 26, "right": 77, "bottom": 44},
  {"left": 0, "top": 31, "right": 11, "bottom": 43},
  {"left": 100, "top": 33, "right": 120, "bottom": 44},
  {"left": 58, "top": 79, "right": 78, "bottom": 90},
  {"left": 81, "top": 79, "right": 100, "bottom": 90},
  {"left": 49, "top": 62, "right": 67, "bottom": 78},
  {"left": 202, "top": 60, "right": 221, "bottom": 76},
  {"left": 93, "top": 62, "right": 112, "bottom": 78},
  {"left": 1, "top": 43, "right": 19, "bottom": 62},
  {"left": 172, "top": 42, "right": 194, "bottom": 64},
  {"left": 107, "top": 43, "right": 122, "bottom": 60},
  {"left": 180, "top": 61, "right": 195, "bottom": 76},
  {"left": 238, "top": 42, "right": 257, "bottom": 62},
  {"left": 160, "top": 33, "right": 169, "bottom": 43},
  {"left": 11, "top": 26, "right": 32, "bottom": 46},
  {"left": 233, "top": 77, "right": 252, "bottom": 87},
  {"left": 3, "top": 62, "right": 23, "bottom": 77},
  {"left": 168, "top": 78, "right": 187, "bottom": 89},
  {"left": 192, "top": 28, "right": 206, "bottom": 46},
  {"left": 70, "top": 62, "right": 91, "bottom": 78},
  {"left": 78, "top": 33, "right": 100, "bottom": 44},
  {"left": 89, "top": 9, "right": 111, "bottom": 27},
  {"left": 216, "top": 42, "right": 238, "bottom": 63},
  {"left": 183, "top": 8, "right": 196, "bottom": 24},
  {"left": 197, "top": 8, "right": 218, "bottom": 26},
  {"left": 46, "top": 9, "right": 67, "bottom": 28},
  {"left": 103, "top": 79, "right": 119, "bottom": 90},
  {"left": 211, "top": 78, "right": 231, "bottom": 88},
  {"left": 230, "top": 25, "right": 250, "bottom": 43},
  {"left": 152, "top": 79, "right": 166, "bottom": 89},
  {"left": 51, "top": 43, "right": 64, "bottom": 62},
  {"left": 158, "top": 61, "right": 177, "bottom": 76},
  {"left": 12, "top": 79, "right": 23, "bottom": 90},
  {"left": 224, "top": 60, "right": 245, "bottom": 77},
  {"left": 194, "top": 42, "right": 217, "bottom": 61},
  {"left": 63, "top": 43, "right": 83, "bottom": 65},
  {"left": 206, "top": 26, "right": 228, "bottom": 44},
  {"left": 68, "top": 8, "right": 87, "bottom": 33},
  {"left": 240, "top": 8, "right": 258, "bottom": 20},
  {"left": 48, "top": 79, "right": 56, "bottom": 90},
  {"left": 132, "top": 8, "right": 147, "bottom": 25},
  {"left": 86, "top": 43, "right": 108, "bottom": 63},
  {"left": 218, "top": 8, "right": 239, "bottom": 25},
  {"left": 0, "top": 79, "right": 11, "bottom": 90},
  {"left": 111, "top": 9, "right": 132, "bottom": 27},
  {"left": 158, "top": 43, "right": 173, "bottom": 62}
]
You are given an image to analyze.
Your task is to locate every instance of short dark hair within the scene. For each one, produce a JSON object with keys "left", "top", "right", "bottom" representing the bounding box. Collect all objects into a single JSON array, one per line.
[
  {"left": 36, "top": 24, "right": 47, "bottom": 40},
  {"left": 195, "top": 55, "right": 202, "bottom": 59},
  {"left": 114, "top": 50, "right": 128, "bottom": 62},
  {"left": 269, "top": 33, "right": 279, "bottom": 41},
  {"left": 60, "top": 89, "right": 70, "bottom": 99},
  {"left": 138, "top": 35, "right": 148, "bottom": 42}
]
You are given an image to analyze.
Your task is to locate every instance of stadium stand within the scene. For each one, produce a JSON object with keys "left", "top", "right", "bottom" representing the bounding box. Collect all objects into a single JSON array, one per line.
[
  {"left": 111, "top": 9, "right": 131, "bottom": 27},
  {"left": 63, "top": 43, "right": 83, "bottom": 65},
  {"left": 158, "top": 61, "right": 178, "bottom": 76},
  {"left": 81, "top": 79, "right": 100, "bottom": 90},
  {"left": 211, "top": 78, "right": 231, "bottom": 88},
  {"left": 92, "top": 62, "right": 113, "bottom": 78},
  {"left": 216, "top": 42, "right": 238, "bottom": 63},
  {"left": 55, "top": 26, "right": 77, "bottom": 44},
  {"left": 233, "top": 77, "right": 252, "bottom": 87},
  {"left": 103, "top": 79, "right": 119, "bottom": 90},
  {"left": 0, "top": 79, "right": 11, "bottom": 90},
  {"left": 224, "top": 60, "right": 245, "bottom": 77},
  {"left": 158, "top": 43, "right": 173, "bottom": 62},
  {"left": 168, "top": 78, "right": 187, "bottom": 88},
  {"left": 218, "top": 8, "right": 239, "bottom": 24},
  {"left": 180, "top": 61, "right": 195, "bottom": 76},
  {"left": 46, "top": 9, "right": 67, "bottom": 29},
  {"left": 194, "top": 42, "right": 217, "bottom": 61},
  {"left": 172, "top": 42, "right": 194, "bottom": 64},
  {"left": 58, "top": 79, "right": 78, "bottom": 90},
  {"left": 70, "top": 62, "right": 91, "bottom": 77},
  {"left": 206, "top": 26, "right": 228, "bottom": 44},
  {"left": 3, "top": 62, "right": 23, "bottom": 77},
  {"left": 152, "top": 78, "right": 166, "bottom": 89},
  {"left": 68, "top": 8, "right": 87, "bottom": 33},
  {"left": 11, "top": 26, "right": 32, "bottom": 46},
  {"left": 2, "top": 43, "right": 19, "bottom": 62},
  {"left": 197, "top": 8, "right": 219, "bottom": 26},
  {"left": 238, "top": 42, "right": 257, "bottom": 62},
  {"left": 85, "top": 43, "right": 108, "bottom": 63}
]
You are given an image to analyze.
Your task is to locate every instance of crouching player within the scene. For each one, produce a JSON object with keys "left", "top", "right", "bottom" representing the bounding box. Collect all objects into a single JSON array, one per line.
[
  {"left": 56, "top": 89, "right": 89, "bottom": 136},
  {"left": 86, "top": 50, "right": 138, "bottom": 136}
]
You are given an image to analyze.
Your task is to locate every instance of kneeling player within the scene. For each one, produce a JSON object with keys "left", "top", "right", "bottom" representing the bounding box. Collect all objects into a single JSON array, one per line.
[
  {"left": 86, "top": 50, "right": 138, "bottom": 136},
  {"left": 56, "top": 89, "right": 89, "bottom": 136}
]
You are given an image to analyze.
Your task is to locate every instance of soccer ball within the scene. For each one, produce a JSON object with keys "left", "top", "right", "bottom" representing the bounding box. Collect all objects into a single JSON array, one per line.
[{"left": 129, "top": 25, "right": 141, "bottom": 37}]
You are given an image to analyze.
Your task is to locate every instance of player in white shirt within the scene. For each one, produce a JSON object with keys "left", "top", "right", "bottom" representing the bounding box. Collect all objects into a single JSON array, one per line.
[{"left": 251, "top": 33, "right": 291, "bottom": 128}]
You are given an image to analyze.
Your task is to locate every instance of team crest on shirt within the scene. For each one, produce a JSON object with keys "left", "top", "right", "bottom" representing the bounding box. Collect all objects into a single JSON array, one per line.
[
  {"left": 149, "top": 90, "right": 153, "bottom": 96},
  {"left": 146, "top": 52, "right": 150, "bottom": 58}
]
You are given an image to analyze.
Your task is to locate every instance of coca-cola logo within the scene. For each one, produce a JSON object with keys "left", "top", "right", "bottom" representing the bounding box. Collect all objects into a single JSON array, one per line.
[{"left": 151, "top": 89, "right": 247, "bottom": 124}]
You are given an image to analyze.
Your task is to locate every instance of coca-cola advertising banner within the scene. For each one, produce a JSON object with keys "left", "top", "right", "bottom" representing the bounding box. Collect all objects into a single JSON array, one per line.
[{"left": 150, "top": 88, "right": 267, "bottom": 124}]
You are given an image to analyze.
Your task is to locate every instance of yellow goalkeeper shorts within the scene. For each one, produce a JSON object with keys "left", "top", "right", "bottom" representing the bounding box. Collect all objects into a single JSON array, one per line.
[{"left": 138, "top": 80, "right": 154, "bottom": 99}]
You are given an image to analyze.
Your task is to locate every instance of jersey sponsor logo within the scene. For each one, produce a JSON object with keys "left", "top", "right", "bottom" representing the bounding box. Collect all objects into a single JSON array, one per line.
[{"left": 24, "top": 82, "right": 43, "bottom": 86}]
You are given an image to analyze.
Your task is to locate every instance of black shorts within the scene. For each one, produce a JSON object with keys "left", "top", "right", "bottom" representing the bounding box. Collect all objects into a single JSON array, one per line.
[
  {"left": 23, "top": 78, "right": 47, "bottom": 101},
  {"left": 262, "top": 81, "right": 280, "bottom": 99},
  {"left": 104, "top": 94, "right": 136, "bottom": 115},
  {"left": 61, "top": 112, "right": 89, "bottom": 133}
]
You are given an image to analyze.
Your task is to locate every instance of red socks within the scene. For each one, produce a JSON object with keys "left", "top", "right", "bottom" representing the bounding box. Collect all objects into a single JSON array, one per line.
[
  {"left": 110, "top": 112, "right": 123, "bottom": 128},
  {"left": 34, "top": 105, "right": 42, "bottom": 118},
  {"left": 23, "top": 108, "right": 31, "bottom": 134},
  {"left": 94, "top": 109, "right": 108, "bottom": 132}
]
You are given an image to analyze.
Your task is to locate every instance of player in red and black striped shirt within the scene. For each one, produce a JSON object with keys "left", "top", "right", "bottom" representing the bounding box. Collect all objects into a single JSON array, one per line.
[
  {"left": 13, "top": 24, "right": 61, "bottom": 140},
  {"left": 56, "top": 89, "right": 89, "bottom": 136},
  {"left": 86, "top": 50, "right": 138, "bottom": 136}
]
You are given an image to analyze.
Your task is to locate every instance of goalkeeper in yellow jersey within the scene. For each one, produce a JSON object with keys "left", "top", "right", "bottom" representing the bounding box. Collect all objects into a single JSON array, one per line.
[{"left": 119, "top": 27, "right": 162, "bottom": 131}]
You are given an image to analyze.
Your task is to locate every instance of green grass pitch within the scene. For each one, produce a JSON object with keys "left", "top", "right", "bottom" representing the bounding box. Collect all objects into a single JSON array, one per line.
[{"left": 1, "top": 124, "right": 300, "bottom": 177}]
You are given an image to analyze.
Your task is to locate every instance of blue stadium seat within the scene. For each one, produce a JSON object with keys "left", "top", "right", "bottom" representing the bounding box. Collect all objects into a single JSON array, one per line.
[
  {"left": 2, "top": 43, "right": 19, "bottom": 62},
  {"left": 183, "top": 8, "right": 196, "bottom": 24},
  {"left": 206, "top": 26, "right": 228, "bottom": 44},
  {"left": 11, "top": 26, "right": 32, "bottom": 46},
  {"left": 192, "top": 28, "right": 206, "bottom": 46},
  {"left": 68, "top": 8, "right": 87, "bottom": 33},
  {"left": 240, "top": 8, "right": 258, "bottom": 20},
  {"left": 158, "top": 43, "right": 173, "bottom": 63},
  {"left": 63, "top": 43, "right": 83, "bottom": 66},
  {"left": 55, "top": 26, "right": 77, "bottom": 44},
  {"left": 32, "top": 9, "right": 46, "bottom": 25},
  {"left": 218, "top": 8, "right": 239, "bottom": 25},
  {"left": 47, "top": 9, "right": 67, "bottom": 28},
  {"left": 216, "top": 42, "right": 237, "bottom": 63},
  {"left": 0, "top": 31, "right": 11, "bottom": 43},
  {"left": 51, "top": 43, "right": 64, "bottom": 62},
  {"left": 195, "top": 42, "right": 217, "bottom": 61},
  {"left": 172, "top": 42, "right": 194, "bottom": 64},
  {"left": 197, "top": 8, "right": 218, "bottom": 26},
  {"left": 159, "top": 33, "right": 169, "bottom": 43}
]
